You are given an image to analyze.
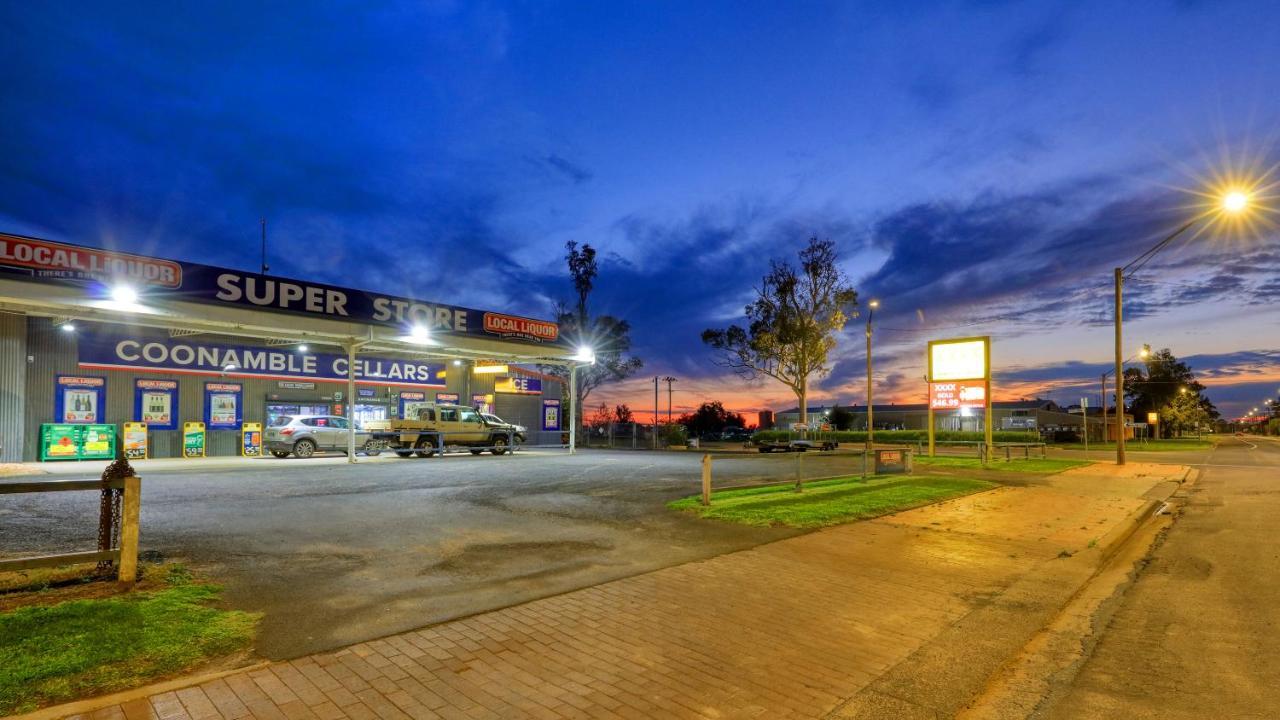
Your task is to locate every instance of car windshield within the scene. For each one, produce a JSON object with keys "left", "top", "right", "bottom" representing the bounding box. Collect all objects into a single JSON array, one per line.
[
  {"left": 484, "top": 414, "right": 502, "bottom": 424},
  {"left": 270, "top": 416, "right": 293, "bottom": 427}
]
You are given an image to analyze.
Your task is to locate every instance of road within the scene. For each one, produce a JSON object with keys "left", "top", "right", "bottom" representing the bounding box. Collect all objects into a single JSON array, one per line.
[
  {"left": 1046, "top": 435, "right": 1280, "bottom": 718},
  {"left": 0, "top": 448, "right": 883, "bottom": 659}
]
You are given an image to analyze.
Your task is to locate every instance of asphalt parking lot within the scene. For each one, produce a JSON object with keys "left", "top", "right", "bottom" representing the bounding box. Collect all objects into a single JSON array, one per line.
[{"left": 1, "top": 449, "right": 878, "bottom": 659}]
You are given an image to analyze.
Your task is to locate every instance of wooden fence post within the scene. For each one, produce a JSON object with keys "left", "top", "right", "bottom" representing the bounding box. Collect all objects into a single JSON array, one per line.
[
  {"left": 118, "top": 476, "right": 141, "bottom": 583},
  {"left": 701, "top": 454, "right": 712, "bottom": 506}
]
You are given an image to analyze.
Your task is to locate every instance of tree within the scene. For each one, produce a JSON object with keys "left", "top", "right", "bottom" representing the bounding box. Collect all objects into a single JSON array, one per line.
[
  {"left": 613, "top": 404, "right": 635, "bottom": 424},
  {"left": 1124, "top": 348, "right": 1218, "bottom": 438},
  {"left": 588, "top": 402, "right": 612, "bottom": 429},
  {"left": 702, "top": 238, "right": 857, "bottom": 425},
  {"left": 1161, "top": 390, "right": 1211, "bottom": 437},
  {"left": 541, "top": 241, "right": 644, "bottom": 419},
  {"left": 677, "top": 401, "right": 747, "bottom": 438}
]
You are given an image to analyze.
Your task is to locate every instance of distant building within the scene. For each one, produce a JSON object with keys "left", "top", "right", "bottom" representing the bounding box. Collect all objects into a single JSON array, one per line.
[
  {"left": 774, "top": 399, "right": 1089, "bottom": 435},
  {"left": 756, "top": 410, "right": 774, "bottom": 430}
]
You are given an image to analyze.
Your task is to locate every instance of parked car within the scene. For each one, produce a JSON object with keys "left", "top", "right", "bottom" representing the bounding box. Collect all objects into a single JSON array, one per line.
[
  {"left": 720, "top": 427, "right": 752, "bottom": 442},
  {"left": 481, "top": 413, "right": 527, "bottom": 443},
  {"left": 265, "top": 415, "right": 379, "bottom": 458}
]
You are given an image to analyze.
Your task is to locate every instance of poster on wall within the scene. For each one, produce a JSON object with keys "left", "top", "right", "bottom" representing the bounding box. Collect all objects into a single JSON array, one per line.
[
  {"left": 472, "top": 394, "right": 493, "bottom": 414},
  {"left": 205, "top": 382, "right": 243, "bottom": 429},
  {"left": 399, "top": 391, "right": 428, "bottom": 420},
  {"left": 55, "top": 375, "right": 105, "bottom": 424},
  {"left": 542, "top": 399, "right": 561, "bottom": 431},
  {"left": 134, "top": 379, "right": 178, "bottom": 429},
  {"left": 435, "top": 392, "right": 460, "bottom": 404}
]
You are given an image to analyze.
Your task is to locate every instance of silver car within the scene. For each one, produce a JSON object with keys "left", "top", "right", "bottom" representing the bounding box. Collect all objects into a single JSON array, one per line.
[{"left": 265, "top": 415, "right": 377, "bottom": 459}]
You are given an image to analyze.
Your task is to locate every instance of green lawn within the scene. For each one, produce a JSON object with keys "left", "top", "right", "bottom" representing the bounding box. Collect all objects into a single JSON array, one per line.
[
  {"left": 1053, "top": 439, "right": 1214, "bottom": 451},
  {"left": 913, "top": 456, "right": 1092, "bottom": 473},
  {"left": 0, "top": 569, "right": 258, "bottom": 715},
  {"left": 669, "top": 475, "right": 996, "bottom": 528}
]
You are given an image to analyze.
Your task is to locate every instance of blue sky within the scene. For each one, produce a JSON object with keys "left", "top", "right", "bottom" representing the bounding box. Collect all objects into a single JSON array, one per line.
[{"left": 2, "top": 1, "right": 1277, "bottom": 419}]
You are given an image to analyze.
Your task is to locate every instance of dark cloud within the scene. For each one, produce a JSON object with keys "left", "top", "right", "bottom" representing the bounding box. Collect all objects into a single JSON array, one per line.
[{"left": 535, "top": 154, "right": 594, "bottom": 185}]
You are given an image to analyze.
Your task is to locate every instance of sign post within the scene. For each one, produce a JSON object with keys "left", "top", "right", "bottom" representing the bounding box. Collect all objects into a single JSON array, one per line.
[
  {"left": 927, "top": 336, "right": 992, "bottom": 460},
  {"left": 123, "top": 422, "right": 148, "bottom": 460},
  {"left": 183, "top": 421, "right": 206, "bottom": 458},
  {"left": 241, "top": 422, "right": 263, "bottom": 457}
]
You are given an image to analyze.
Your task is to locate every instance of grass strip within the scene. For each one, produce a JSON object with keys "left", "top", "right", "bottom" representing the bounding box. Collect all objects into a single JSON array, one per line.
[
  {"left": 0, "top": 570, "right": 258, "bottom": 715},
  {"left": 913, "top": 456, "right": 1092, "bottom": 473},
  {"left": 670, "top": 475, "right": 995, "bottom": 528}
]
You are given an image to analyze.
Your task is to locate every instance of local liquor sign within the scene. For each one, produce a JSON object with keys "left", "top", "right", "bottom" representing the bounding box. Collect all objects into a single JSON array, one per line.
[
  {"left": 78, "top": 327, "right": 447, "bottom": 387},
  {"left": 0, "top": 232, "right": 561, "bottom": 345}
]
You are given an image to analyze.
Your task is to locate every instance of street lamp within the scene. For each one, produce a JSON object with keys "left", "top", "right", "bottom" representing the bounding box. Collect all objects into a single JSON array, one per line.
[
  {"left": 1112, "top": 189, "right": 1252, "bottom": 465},
  {"left": 865, "top": 299, "right": 879, "bottom": 478}
]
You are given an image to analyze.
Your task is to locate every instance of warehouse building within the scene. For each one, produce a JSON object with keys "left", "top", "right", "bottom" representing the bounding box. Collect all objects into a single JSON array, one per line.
[
  {"left": 0, "top": 233, "right": 584, "bottom": 462},
  {"left": 774, "top": 399, "right": 1087, "bottom": 435}
]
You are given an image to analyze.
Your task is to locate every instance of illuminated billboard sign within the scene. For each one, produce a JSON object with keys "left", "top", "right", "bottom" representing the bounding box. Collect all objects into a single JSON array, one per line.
[
  {"left": 929, "top": 381, "right": 986, "bottom": 410},
  {"left": 928, "top": 337, "right": 989, "bottom": 381}
]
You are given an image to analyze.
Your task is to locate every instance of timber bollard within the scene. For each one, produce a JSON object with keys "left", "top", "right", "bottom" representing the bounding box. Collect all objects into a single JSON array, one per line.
[
  {"left": 118, "top": 476, "right": 141, "bottom": 583},
  {"left": 701, "top": 454, "right": 712, "bottom": 506}
]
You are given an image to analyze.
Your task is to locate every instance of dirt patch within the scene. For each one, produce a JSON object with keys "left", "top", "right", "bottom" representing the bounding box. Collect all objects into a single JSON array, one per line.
[{"left": 0, "top": 560, "right": 189, "bottom": 613}]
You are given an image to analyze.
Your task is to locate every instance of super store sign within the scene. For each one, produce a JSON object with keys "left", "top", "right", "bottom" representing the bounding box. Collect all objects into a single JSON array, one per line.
[
  {"left": 78, "top": 328, "right": 446, "bottom": 387},
  {"left": 0, "top": 233, "right": 560, "bottom": 345}
]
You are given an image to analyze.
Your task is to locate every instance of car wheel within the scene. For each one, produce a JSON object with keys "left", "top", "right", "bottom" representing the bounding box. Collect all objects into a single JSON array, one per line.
[
  {"left": 293, "top": 439, "right": 317, "bottom": 459},
  {"left": 362, "top": 440, "right": 382, "bottom": 457},
  {"left": 491, "top": 436, "right": 508, "bottom": 456},
  {"left": 414, "top": 438, "right": 436, "bottom": 458},
  {"left": 394, "top": 450, "right": 413, "bottom": 458},
  {"left": 270, "top": 450, "right": 290, "bottom": 459}
]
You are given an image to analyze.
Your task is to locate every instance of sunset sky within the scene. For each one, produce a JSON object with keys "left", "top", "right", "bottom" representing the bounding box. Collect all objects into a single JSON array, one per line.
[{"left": 2, "top": 1, "right": 1277, "bottom": 421}]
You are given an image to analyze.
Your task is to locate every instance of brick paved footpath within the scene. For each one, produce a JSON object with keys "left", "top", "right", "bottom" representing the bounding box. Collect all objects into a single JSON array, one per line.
[{"left": 58, "top": 465, "right": 1179, "bottom": 720}]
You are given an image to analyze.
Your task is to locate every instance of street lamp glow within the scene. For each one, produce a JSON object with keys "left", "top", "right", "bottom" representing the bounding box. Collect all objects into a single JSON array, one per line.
[
  {"left": 1139, "top": 344, "right": 1151, "bottom": 359},
  {"left": 573, "top": 346, "right": 595, "bottom": 363},
  {"left": 868, "top": 299, "right": 879, "bottom": 309},
  {"left": 1222, "top": 190, "right": 1249, "bottom": 214},
  {"left": 110, "top": 284, "right": 139, "bottom": 305},
  {"left": 408, "top": 325, "right": 430, "bottom": 343},
  {"left": 59, "top": 322, "right": 75, "bottom": 332},
  {"left": 297, "top": 344, "right": 308, "bottom": 353}
]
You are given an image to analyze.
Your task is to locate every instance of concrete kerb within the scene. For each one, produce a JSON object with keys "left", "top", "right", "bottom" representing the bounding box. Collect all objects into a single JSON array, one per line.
[{"left": 4, "top": 662, "right": 271, "bottom": 720}]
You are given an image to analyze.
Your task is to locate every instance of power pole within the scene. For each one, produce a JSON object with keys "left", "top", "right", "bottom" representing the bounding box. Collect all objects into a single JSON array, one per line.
[
  {"left": 653, "top": 376, "right": 660, "bottom": 450},
  {"left": 260, "top": 217, "right": 270, "bottom": 275},
  {"left": 662, "top": 376, "right": 676, "bottom": 423}
]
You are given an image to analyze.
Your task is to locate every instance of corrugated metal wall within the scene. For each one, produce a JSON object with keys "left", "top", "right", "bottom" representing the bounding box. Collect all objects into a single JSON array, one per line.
[
  {"left": 0, "top": 312, "right": 27, "bottom": 462},
  {"left": 17, "top": 317, "right": 568, "bottom": 460}
]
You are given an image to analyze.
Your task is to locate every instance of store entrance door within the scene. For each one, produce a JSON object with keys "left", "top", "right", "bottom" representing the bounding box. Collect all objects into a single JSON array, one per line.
[
  {"left": 266, "top": 402, "right": 331, "bottom": 427},
  {"left": 354, "top": 403, "right": 388, "bottom": 427}
]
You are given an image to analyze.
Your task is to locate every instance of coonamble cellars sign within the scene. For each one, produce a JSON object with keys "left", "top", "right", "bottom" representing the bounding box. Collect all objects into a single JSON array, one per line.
[{"left": 0, "top": 232, "right": 561, "bottom": 346}]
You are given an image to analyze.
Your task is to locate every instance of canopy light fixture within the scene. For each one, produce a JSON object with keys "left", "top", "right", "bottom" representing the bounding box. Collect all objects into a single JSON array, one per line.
[{"left": 110, "top": 284, "right": 139, "bottom": 305}]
